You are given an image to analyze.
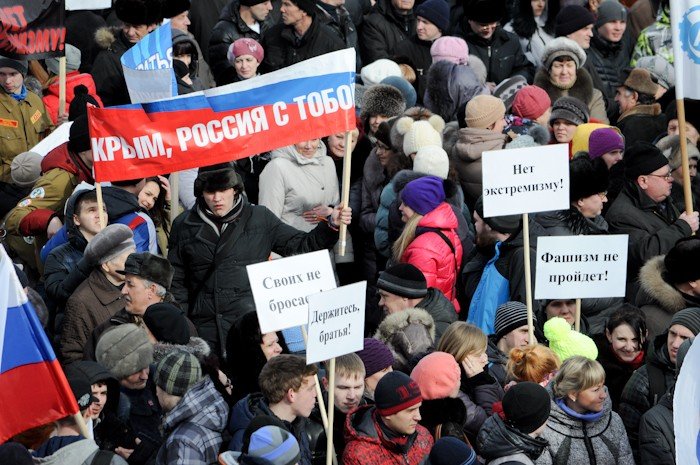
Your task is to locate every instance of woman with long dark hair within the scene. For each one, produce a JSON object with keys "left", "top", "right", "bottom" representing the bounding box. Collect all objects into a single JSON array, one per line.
[{"left": 505, "top": 0, "right": 559, "bottom": 67}]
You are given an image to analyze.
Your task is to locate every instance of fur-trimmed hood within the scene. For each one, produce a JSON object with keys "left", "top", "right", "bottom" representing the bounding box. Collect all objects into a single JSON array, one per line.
[
  {"left": 153, "top": 337, "right": 212, "bottom": 364},
  {"left": 95, "top": 26, "right": 121, "bottom": 51},
  {"left": 374, "top": 307, "right": 436, "bottom": 373},
  {"left": 425, "top": 60, "right": 487, "bottom": 123},
  {"left": 638, "top": 256, "right": 687, "bottom": 313},
  {"left": 534, "top": 67, "right": 594, "bottom": 109}
]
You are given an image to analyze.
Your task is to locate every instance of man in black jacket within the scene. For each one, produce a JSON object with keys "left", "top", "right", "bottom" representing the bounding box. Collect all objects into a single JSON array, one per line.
[
  {"left": 262, "top": 0, "right": 345, "bottom": 72},
  {"left": 168, "top": 162, "right": 350, "bottom": 358},
  {"left": 360, "top": 0, "right": 416, "bottom": 64},
  {"left": 209, "top": 0, "right": 275, "bottom": 84},
  {"left": 453, "top": 0, "right": 533, "bottom": 88}
]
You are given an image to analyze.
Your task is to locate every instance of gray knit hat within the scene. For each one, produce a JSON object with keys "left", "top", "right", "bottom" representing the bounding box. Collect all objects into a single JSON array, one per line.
[
  {"left": 670, "top": 308, "right": 700, "bottom": 336},
  {"left": 154, "top": 349, "right": 202, "bottom": 396},
  {"left": 494, "top": 301, "right": 535, "bottom": 341},
  {"left": 595, "top": 0, "right": 627, "bottom": 28},
  {"left": 45, "top": 44, "right": 81, "bottom": 75},
  {"left": 0, "top": 56, "right": 28, "bottom": 75},
  {"left": 550, "top": 96, "right": 589, "bottom": 126},
  {"left": 636, "top": 56, "right": 675, "bottom": 90},
  {"left": 542, "top": 37, "right": 587, "bottom": 70},
  {"left": 10, "top": 152, "right": 42, "bottom": 187},
  {"left": 85, "top": 224, "right": 136, "bottom": 265},
  {"left": 96, "top": 324, "right": 153, "bottom": 379}
]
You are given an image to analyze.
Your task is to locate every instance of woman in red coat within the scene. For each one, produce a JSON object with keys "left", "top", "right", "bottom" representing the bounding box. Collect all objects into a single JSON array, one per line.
[{"left": 393, "top": 175, "right": 463, "bottom": 310}]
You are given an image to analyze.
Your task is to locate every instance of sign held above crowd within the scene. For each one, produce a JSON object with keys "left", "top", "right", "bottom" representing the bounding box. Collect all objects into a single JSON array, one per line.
[{"left": 0, "top": 0, "right": 65, "bottom": 59}]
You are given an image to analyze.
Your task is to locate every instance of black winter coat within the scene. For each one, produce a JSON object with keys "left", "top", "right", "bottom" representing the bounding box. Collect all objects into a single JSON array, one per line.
[
  {"left": 616, "top": 103, "right": 668, "bottom": 146},
  {"left": 638, "top": 391, "right": 675, "bottom": 465},
  {"left": 478, "top": 414, "right": 548, "bottom": 464},
  {"left": 262, "top": 19, "right": 346, "bottom": 73},
  {"left": 316, "top": 2, "right": 362, "bottom": 71},
  {"left": 208, "top": 0, "right": 275, "bottom": 84},
  {"left": 189, "top": 0, "right": 228, "bottom": 63},
  {"left": 416, "top": 288, "right": 457, "bottom": 342},
  {"left": 455, "top": 26, "right": 534, "bottom": 84},
  {"left": 92, "top": 28, "right": 131, "bottom": 107},
  {"left": 168, "top": 200, "right": 339, "bottom": 358},
  {"left": 605, "top": 181, "right": 691, "bottom": 299},
  {"left": 587, "top": 32, "right": 634, "bottom": 115},
  {"left": 395, "top": 36, "right": 432, "bottom": 101},
  {"left": 360, "top": 0, "right": 415, "bottom": 64}
]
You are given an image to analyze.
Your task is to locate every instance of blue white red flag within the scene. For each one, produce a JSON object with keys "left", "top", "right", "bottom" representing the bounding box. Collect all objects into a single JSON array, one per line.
[
  {"left": 89, "top": 48, "right": 356, "bottom": 182},
  {"left": 0, "top": 247, "right": 77, "bottom": 443},
  {"left": 671, "top": 1, "right": 700, "bottom": 99}
]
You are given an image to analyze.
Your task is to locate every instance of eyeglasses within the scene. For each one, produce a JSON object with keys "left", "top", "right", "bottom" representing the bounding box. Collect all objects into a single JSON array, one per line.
[
  {"left": 597, "top": 192, "right": 608, "bottom": 199},
  {"left": 645, "top": 172, "right": 673, "bottom": 181}
]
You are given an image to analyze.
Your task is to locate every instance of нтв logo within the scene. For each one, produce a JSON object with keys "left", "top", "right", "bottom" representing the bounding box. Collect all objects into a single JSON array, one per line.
[{"left": 680, "top": 5, "right": 700, "bottom": 65}]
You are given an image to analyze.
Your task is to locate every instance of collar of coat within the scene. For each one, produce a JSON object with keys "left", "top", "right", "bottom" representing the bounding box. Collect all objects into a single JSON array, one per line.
[
  {"left": 618, "top": 103, "right": 662, "bottom": 122},
  {"left": 533, "top": 67, "right": 594, "bottom": 111},
  {"left": 638, "top": 255, "right": 690, "bottom": 313}
]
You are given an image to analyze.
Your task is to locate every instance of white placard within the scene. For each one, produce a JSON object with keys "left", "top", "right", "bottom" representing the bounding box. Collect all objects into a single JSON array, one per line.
[
  {"left": 534, "top": 235, "right": 628, "bottom": 299},
  {"left": 31, "top": 122, "right": 72, "bottom": 157},
  {"left": 66, "top": 0, "right": 111, "bottom": 10},
  {"left": 481, "top": 144, "right": 570, "bottom": 217},
  {"left": 674, "top": 337, "right": 700, "bottom": 465},
  {"left": 247, "top": 250, "right": 336, "bottom": 333},
  {"left": 306, "top": 281, "right": 367, "bottom": 365}
]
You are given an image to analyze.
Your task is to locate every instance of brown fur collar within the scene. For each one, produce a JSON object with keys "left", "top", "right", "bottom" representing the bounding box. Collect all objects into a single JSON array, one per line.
[
  {"left": 534, "top": 67, "right": 594, "bottom": 108},
  {"left": 618, "top": 103, "right": 662, "bottom": 122},
  {"left": 638, "top": 256, "right": 687, "bottom": 312}
]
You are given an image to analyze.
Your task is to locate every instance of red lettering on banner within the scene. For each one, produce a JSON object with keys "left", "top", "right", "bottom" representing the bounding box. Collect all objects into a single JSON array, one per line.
[
  {"left": 4, "top": 28, "right": 66, "bottom": 54},
  {"left": 0, "top": 6, "right": 27, "bottom": 30}
]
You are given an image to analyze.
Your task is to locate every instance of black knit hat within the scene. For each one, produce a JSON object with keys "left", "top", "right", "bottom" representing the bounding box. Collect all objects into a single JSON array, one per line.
[
  {"left": 144, "top": 302, "right": 191, "bottom": 344},
  {"left": 117, "top": 252, "right": 174, "bottom": 290},
  {"left": 623, "top": 141, "right": 669, "bottom": 180},
  {"left": 475, "top": 196, "right": 522, "bottom": 234},
  {"left": 377, "top": 264, "right": 428, "bottom": 298},
  {"left": 502, "top": 381, "right": 551, "bottom": 434},
  {"left": 664, "top": 237, "right": 700, "bottom": 284},
  {"left": 162, "top": 0, "right": 191, "bottom": 18},
  {"left": 194, "top": 162, "right": 244, "bottom": 197},
  {"left": 554, "top": 5, "right": 595, "bottom": 37},
  {"left": 415, "top": 0, "right": 450, "bottom": 33},
  {"left": 464, "top": 0, "right": 506, "bottom": 23},
  {"left": 288, "top": 0, "right": 316, "bottom": 17},
  {"left": 375, "top": 371, "right": 423, "bottom": 416},
  {"left": 0, "top": 56, "right": 28, "bottom": 75},
  {"left": 494, "top": 301, "right": 535, "bottom": 341},
  {"left": 670, "top": 307, "right": 700, "bottom": 336},
  {"left": 115, "top": 0, "right": 163, "bottom": 25},
  {"left": 550, "top": 96, "right": 589, "bottom": 126},
  {"left": 569, "top": 155, "right": 610, "bottom": 201},
  {"left": 375, "top": 118, "right": 398, "bottom": 149},
  {"left": 68, "top": 115, "right": 91, "bottom": 153},
  {"left": 64, "top": 364, "right": 99, "bottom": 411},
  {"left": 69, "top": 85, "right": 100, "bottom": 121}
]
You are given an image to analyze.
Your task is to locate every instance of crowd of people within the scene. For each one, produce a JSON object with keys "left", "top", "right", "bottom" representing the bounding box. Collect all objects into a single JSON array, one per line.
[{"left": 0, "top": 0, "right": 699, "bottom": 463}]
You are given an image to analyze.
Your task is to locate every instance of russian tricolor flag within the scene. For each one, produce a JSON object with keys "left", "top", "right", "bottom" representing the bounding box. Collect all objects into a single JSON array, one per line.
[{"left": 0, "top": 247, "right": 78, "bottom": 443}]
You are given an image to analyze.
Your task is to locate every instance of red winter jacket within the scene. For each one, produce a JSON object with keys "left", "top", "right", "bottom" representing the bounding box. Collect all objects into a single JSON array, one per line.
[
  {"left": 43, "top": 71, "right": 103, "bottom": 124},
  {"left": 343, "top": 405, "right": 433, "bottom": 465},
  {"left": 401, "top": 202, "right": 463, "bottom": 310}
]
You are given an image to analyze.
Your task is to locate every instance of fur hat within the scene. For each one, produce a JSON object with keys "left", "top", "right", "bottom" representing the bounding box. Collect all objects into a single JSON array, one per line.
[
  {"left": 544, "top": 317, "right": 598, "bottom": 361},
  {"left": 395, "top": 115, "right": 445, "bottom": 156},
  {"left": 656, "top": 135, "right": 700, "bottom": 171},
  {"left": 85, "top": 223, "right": 136, "bottom": 265},
  {"left": 430, "top": 36, "right": 469, "bottom": 65},
  {"left": 569, "top": 154, "right": 610, "bottom": 201},
  {"left": 194, "top": 162, "right": 244, "bottom": 197},
  {"left": 624, "top": 141, "right": 669, "bottom": 180},
  {"left": 10, "top": 151, "right": 42, "bottom": 187},
  {"left": 493, "top": 76, "right": 528, "bottom": 113},
  {"left": 464, "top": 0, "right": 506, "bottom": 23},
  {"left": 413, "top": 145, "right": 449, "bottom": 179},
  {"left": 0, "top": 56, "right": 27, "bottom": 75},
  {"left": 114, "top": 0, "right": 163, "bottom": 25},
  {"left": 361, "top": 59, "right": 402, "bottom": 86},
  {"left": 624, "top": 68, "right": 659, "bottom": 97},
  {"left": 415, "top": 0, "right": 450, "bottom": 32},
  {"left": 118, "top": 252, "right": 174, "bottom": 290},
  {"left": 465, "top": 95, "right": 506, "bottom": 129},
  {"left": 512, "top": 85, "right": 551, "bottom": 120},
  {"left": 474, "top": 196, "right": 522, "bottom": 234},
  {"left": 45, "top": 44, "right": 81, "bottom": 75},
  {"left": 162, "top": 0, "right": 190, "bottom": 18},
  {"left": 96, "top": 324, "right": 154, "bottom": 379},
  {"left": 554, "top": 5, "right": 595, "bottom": 37},
  {"left": 381, "top": 76, "right": 417, "bottom": 109},
  {"left": 663, "top": 237, "right": 700, "bottom": 285},
  {"left": 595, "top": 1, "right": 627, "bottom": 28},
  {"left": 542, "top": 37, "right": 587, "bottom": 69},
  {"left": 636, "top": 56, "right": 675, "bottom": 90},
  {"left": 360, "top": 84, "right": 406, "bottom": 120},
  {"left": 550, "top": 96, "right": 589, "bottom": 126}
]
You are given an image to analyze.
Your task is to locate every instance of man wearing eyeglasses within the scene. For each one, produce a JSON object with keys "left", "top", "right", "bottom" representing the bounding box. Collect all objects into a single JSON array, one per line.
[
  {"left": 606, "top": 141, "right": 699, "bottom": 301},
  {"left": 453, "top": 0, "right": 534, "bottom": 89}
]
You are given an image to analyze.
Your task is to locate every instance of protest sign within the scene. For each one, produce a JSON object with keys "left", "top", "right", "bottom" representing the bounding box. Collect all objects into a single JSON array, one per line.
[
  {"left": 121, "top": 23, "right": 176, "bottom": 104},
  {"left": 535, "top": 235, "right": 628, "bottom": 299},
  {"left": 673, "top": 337, "right": 700, "bottom": 465},
  {"left": 247, "top": 250, "right": 336, "bottom": 333},
  {"left": 66, "top": 0, "right": 111, "bottom": 10},
  {"left": 31, "top": 121, "right": 72, "bottom": 156},
  {"left": 88, "top": 48, "right": 356, "bottom": 182},
  {"left": 306, "top": 281, "right": 366, "bottom": 365},
  {"left": 0, "top": 0, "right": 65, "bottom": 59},
  {"left": 481, "top": 144, "right": 569, "bottom": 218},
  {"left": 671, "top": 1, "right": 700, "bottom": 100}
]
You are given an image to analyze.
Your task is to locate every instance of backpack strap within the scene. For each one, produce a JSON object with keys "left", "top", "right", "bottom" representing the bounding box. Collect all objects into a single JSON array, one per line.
[{"left": 91, "top": 450, "right": 115, "bottom": 465}]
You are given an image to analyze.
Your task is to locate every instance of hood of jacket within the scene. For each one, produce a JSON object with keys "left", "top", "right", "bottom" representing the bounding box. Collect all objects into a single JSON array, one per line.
[
  {"left": 373, "top": 0, "right": 413, "bottom": 30},
  {"left": 374, "top": 307, "right": 436, "bottom": 372},
  {"left": 453, "top": 127, "right": 507, "bottom": 162},
  {"left": 163, "top": 377, "right": 228, "bottom": 434},
  {"left": 477, "top": 414, "right": 548, "bottom": 462},
  {"left": 101, "top": 186, "right": 140, "bottom": 220},
  {"left": 417, "top": 288, "right": 456, "bottom": 324},
  {"left": 270, "top": 143, "right": 328, "bottom": 166},
  {"left": 534, "top": 67, "right": 594, "bottom": 110},
  {"left": 638, "top": 256, "right": 689, "bottom": 314},
  {"left": 647, "top": 331, "right": 674, "bottom": 372},
  {"left": 153, "top": 337, "right": 212, "bottom": 364},
  {"left": 41, "top": 142, "right": 80, "bottom": 177},
  {"left": 95, "top": 26, "right": 130, "bottom": 53},
  {"left": 33, "top": 438, "right": 99, "bottom": 464},
  {"left": 219, "top": 0, "right": 241, "bottom": 21},
  {"left": 426, "top": 60, "right": 485, "bottom": 122}
]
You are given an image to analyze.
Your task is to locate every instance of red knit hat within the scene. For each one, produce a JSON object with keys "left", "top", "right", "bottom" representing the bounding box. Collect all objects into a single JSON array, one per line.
[
  {"left": 511, "top": 86, "right": 551, "bottom": 120},
  {"left": 410, "top": 352, "right": 460, "bottom": 400}
]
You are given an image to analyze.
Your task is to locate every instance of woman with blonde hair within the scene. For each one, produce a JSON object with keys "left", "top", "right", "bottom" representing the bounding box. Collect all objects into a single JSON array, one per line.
[
  {"left": 507, "top": 344, "right": 560, "bottom": 387},
  {"left": 394, "top": 176, "right": 462, "bottom": 310},
  {"left": 537, "top": 356, "right": 634, "bottom": 464},
  {"left": 437, "top": 322, "right": 504, "bottom": 441}
]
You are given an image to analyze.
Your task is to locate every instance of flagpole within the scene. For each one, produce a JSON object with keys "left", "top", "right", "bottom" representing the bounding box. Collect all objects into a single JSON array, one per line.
[
  {"left": 337, "top": 131, "right": 353, "bottom": 256},
  {"left": 522, "top": 213, "right": 535, "bottom": 345},
  {"left": 676, "top": 99, "right": 694, "bottom": 215},
  {"left": 73, "top": 413, "right": 90, "bottom": 438},
  {"left": 58, "top": 57, "right": 66, "bottom": 120}
]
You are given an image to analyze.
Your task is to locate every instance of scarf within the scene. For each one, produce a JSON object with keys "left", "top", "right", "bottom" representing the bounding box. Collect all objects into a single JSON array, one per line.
[
  {"left": 612, "top": 347, "right": 645, "bottom": 370},
  {"left": 9, "top": 84, "right": 27, "bottom": 101},
  {"left": 196, "top": 195, "right": 243, "bottom": 233},
  {"left": 555, "top": 397, "right": 605, "bottom": 422},
  {"left": 374, "top": 410, "right": 416, "bottom": 455}
]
